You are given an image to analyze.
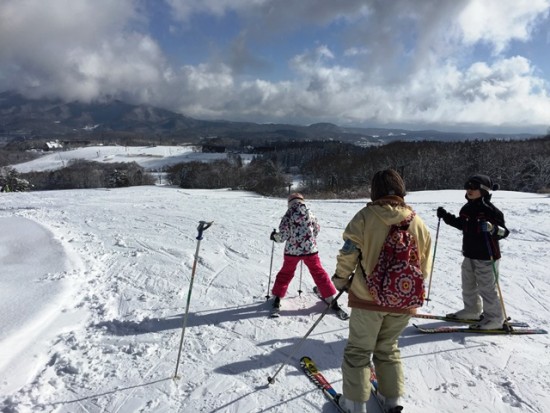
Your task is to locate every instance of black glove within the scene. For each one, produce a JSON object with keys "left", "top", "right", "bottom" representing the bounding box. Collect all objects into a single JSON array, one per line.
[
  {"left": 270, "top": 230, "right": 278, "bottom": 241},
  {"left": 436, "top": 207, "right": 447, "bottom": 219}
]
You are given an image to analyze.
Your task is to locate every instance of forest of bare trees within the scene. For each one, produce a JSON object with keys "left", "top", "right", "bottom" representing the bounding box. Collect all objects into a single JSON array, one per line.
[
  {"left": 168, "top": 135, "right": 550, "bottom": 197},
  {"left": 167, "top": 156, "right": 289, "bottom": 196},
  {"left": 17, "top": 160, "right": 154, "bottom": 190},
  {"left": 2, "top": 134, "right": 549, "bottom": 195},
  {"left": 264, "top": 136, "right": 550, "bottom": 195}
]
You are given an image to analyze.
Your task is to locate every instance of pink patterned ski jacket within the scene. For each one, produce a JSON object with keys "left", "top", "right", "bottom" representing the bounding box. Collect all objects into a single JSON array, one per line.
[{"left": 273, "top": 199, "right": 320, "bottom": 256}]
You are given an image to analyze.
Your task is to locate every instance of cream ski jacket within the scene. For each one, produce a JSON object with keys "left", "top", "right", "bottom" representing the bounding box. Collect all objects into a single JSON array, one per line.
[{"left": 333, "top": 196, "right": 433, "bottom": 314}]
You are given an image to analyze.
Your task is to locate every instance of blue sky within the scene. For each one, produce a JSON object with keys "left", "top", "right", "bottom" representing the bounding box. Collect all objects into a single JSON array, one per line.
[{"left": 1, "top": 0, "right": 549, "bottom": 133}]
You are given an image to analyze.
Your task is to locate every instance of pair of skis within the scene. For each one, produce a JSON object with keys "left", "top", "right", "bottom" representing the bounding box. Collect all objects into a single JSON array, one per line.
[
  {"left": 300, "top": 319, "right": 547, "bottom": 412},
  {"left": 269, "top": 287, "right": 349, "bottom": 320},
  {"left": 300, "top": 356, "right": 401, "bottom": 413},
  {"left": 300, "top": 356, "right": 345, "bottom": 412},
  {"left": 299, "top": 314, "right": 546, "bottom": 412},
  {"left": 412, "top": 313, "right": 547, "bottom": 335}
]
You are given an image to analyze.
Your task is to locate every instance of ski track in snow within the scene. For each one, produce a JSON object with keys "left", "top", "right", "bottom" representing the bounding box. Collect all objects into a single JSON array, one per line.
[{"left": 0, "top": 187, "right": 549, "bottom": 412}]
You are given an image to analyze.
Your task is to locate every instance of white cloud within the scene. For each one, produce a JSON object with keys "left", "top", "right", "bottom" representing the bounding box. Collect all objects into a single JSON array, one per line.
[
  {"left": 166, "top": 0, "right": 369, "bottom": 27},
  {"left": 382, "top": 56, "right": 550, "bottom": 127},
  {"left": 0, "top": 0, "right": 165, "bottom": 101},
  {"left": 177, "top": 54, "right": 549, "bottom": 130},
  {"left": 457, "top": 0, "right": 550, "bottom": 54},
  {"left": 0, "top": 0, "right": 549, "bottom": 132},
  {"left": 344, "top": 47, "right": 370, "bottom": 57}
]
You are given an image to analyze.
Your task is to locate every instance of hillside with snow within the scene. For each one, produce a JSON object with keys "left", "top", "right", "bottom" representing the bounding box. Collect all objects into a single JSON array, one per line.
[
  {"left": 10, "top": 145, "right": 255, "bottom": 174},
  {"left": 1, "top": 183, "right": 549, "bottom": 412},
  {"left": 1, "top": 144, "right": 549, "bottom": 412}
]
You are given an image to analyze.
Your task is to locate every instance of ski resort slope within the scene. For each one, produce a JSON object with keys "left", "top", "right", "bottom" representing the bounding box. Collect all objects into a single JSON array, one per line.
[
  {"left": 10, "top": 145, "right": 257, "bottom": 173},
  {"left": 0, "top": 186, "right": 549, "bottom": 412}
]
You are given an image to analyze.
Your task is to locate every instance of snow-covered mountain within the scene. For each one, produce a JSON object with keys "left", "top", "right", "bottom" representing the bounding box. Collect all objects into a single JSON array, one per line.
[{"left": 0, "top": 91, "right": 536, "bottom": 145}]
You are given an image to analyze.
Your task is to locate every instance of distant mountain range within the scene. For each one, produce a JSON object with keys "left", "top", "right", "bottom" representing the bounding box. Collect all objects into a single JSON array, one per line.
[{"left": 0, "top": 91, "right": 536, "bottom": 145}]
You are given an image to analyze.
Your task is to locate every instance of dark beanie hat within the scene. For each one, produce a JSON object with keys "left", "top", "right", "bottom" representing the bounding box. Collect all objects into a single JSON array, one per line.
[{"left": 464, "top": 174, "right": 500, "bottom": 195}]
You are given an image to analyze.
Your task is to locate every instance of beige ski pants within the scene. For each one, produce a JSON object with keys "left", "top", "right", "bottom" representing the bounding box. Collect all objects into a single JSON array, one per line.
[{"left": 342, "top": 308, "right": 410, "bottom": 401}]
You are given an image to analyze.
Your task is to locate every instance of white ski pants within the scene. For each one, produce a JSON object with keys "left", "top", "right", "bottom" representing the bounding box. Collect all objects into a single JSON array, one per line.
[{"left": 461, "top": 257, "right": 504, "bottom": 322}]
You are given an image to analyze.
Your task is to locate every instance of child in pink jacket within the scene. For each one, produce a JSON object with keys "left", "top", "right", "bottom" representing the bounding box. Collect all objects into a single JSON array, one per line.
[{"left": 270, "top": 193, "right": 338, "bottom": 310}]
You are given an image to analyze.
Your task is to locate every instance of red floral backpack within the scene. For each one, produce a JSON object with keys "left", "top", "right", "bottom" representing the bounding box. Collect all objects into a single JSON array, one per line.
[{"left": 365, "top": 212, "right": 425, "bottom": 309}]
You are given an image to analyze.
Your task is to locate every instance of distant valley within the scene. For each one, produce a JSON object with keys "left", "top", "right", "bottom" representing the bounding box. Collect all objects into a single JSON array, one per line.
[{"left": 0, "top": 91, "right": 536, "bottom": 147}]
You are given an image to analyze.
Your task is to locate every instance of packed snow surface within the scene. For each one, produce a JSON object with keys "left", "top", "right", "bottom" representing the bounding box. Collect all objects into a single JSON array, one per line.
[
  {"left": 11, "top": 145, "right": 255, "bottom": 173},
  {"left": 1, "top": 180, "right": 549, "bottom": 412}
]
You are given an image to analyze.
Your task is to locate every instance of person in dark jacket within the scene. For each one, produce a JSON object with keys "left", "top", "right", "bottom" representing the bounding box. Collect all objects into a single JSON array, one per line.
[{"left": 437, "top": 174, "right": 509, "bottom": 330}]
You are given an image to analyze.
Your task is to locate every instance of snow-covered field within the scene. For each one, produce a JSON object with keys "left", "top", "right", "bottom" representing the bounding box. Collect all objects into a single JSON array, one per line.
[
  {"left": 12, "top": 145, "right": 255, "bottom": 173},
  {"left": 1, "top": 185, "right": 549, "bottom": 413}
]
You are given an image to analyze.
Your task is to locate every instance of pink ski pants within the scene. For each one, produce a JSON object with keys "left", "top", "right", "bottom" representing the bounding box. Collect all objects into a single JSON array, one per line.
[{"left": 271, "top": 253, "right": 337, "bottom": 299}]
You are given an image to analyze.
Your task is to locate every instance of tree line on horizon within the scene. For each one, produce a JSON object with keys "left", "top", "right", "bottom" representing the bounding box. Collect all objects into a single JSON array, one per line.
[
  {"left": 0, "top": 160, "right": 154, "bottom": 192},
  {"left": 1, "top": 134, "right": 549, "bottom": 195},
  {"left": 168, "top": 134, "right": 550, "bottom": 196}
]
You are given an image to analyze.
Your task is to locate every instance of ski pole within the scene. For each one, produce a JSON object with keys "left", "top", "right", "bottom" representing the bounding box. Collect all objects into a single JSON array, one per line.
[
  {"left": 267, "top": 288, "right": 346, "bottom": 384},
  {"left": 298, "top": 261, "right": 303, "bottom": 296},
  {"left": 483, "top": 229, "right": 511, "bottom": 332},
  {"left": 266, "top": 233, "right": 276, "bottom": 300},
  {"left": 425, "top": 217, "right": 441, "bottom": 303},
  {"left": 174, "top": 220, "right": 213, "bottom": 379}
]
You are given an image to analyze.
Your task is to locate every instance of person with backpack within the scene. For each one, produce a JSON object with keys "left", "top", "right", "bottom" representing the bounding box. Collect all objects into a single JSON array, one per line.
[
  {"left": 332, "top": 169, "right": 432, "bottom": 413},
  {"left": 436, "top": 174, "right": 509, "bottom": 330},
  {"left": 270, "top": 193, "right": 343, "bottom": 314}
]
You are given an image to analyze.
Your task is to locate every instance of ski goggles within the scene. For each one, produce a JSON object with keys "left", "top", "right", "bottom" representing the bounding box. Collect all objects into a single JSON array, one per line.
[
  {"left": 464, "top": 181, "right": 480, "bottom": 190},
  {"left": 464, "top": 180, "right": 491, "bottom": 192}
]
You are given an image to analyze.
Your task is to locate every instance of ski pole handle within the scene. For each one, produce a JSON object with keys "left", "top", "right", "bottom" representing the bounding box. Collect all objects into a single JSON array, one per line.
[{"left": 196, "top": 220, "right": 213, "bottom": 240}]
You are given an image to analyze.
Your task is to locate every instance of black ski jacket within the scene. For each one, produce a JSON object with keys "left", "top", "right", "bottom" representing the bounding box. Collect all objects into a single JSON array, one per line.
[{"left": 441, "top": 196, "right": 509, "bottom": 260}]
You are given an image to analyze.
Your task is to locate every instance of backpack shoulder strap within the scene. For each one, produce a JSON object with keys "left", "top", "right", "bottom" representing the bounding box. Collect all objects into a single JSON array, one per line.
[{"left": 395, "top": 211, "right": 416, "bottom": 230}]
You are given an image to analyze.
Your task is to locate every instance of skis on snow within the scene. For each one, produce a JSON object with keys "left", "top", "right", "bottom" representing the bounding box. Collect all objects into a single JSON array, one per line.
[
  {"left": 412, "top": 313, "right": 546, "bottom": 334},
  {"left": 412, "top": 313, "right": 529, "bottom": 328},
  {"left": 413, "top": 324, "right": 547, "bottom": 335},
  {"left": 369, "top": 366, "right": 403, "bottom": 412},
  {"left": 313, "top": 286, "right": 349, "bottom": 320},
  {"left": 268, "top": 287, "right": 349, "bottom": 320},
  {"left": 300, "top": 356, "right": 345, "bottom": 412},
  {"left": 301, "top": 356, "right": 401, "bottom": 412},
  {"left": 269, "top": 306, "right": 280, "bottom": 318}
]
